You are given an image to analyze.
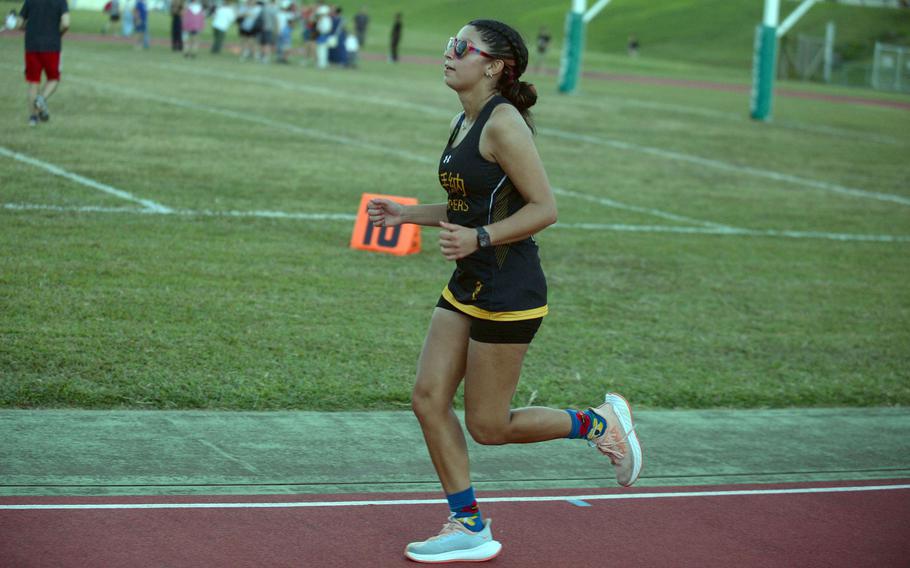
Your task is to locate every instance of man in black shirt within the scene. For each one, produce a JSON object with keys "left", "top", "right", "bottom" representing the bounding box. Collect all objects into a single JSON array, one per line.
[
  {"left": 18, "top": 0, "right": 69, "bottom": 126},
  {"left": 353, "top": 6, "right": 368, "bottom": 49},
  {"left": 534, "top": 26, "right": 550, "bottom": 72},
  {"left": 389, "top": 12, "right": 401, "bottom": 62}
]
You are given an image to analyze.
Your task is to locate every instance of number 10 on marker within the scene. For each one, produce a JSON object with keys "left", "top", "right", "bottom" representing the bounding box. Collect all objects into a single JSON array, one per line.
[{"left": 362, "top": 222, "right": 402, "bottom": 247}]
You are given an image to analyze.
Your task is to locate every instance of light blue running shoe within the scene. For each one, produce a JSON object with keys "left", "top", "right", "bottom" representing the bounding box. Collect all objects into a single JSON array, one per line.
[{"left": 404, "top": 515, "right": 502, "bottom": 563}]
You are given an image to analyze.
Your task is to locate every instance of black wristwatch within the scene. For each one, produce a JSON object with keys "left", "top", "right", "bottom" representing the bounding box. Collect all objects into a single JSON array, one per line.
[{"left": 476, "top": 226, "right": 492, "bottom": 248}]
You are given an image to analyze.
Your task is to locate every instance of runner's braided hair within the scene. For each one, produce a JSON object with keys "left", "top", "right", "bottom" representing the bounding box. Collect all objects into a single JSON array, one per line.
[{"left": 468, "top": 19, "right": 537, "bottom": 133}]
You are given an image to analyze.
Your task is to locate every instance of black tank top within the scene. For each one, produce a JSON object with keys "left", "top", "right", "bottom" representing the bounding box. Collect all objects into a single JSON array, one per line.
[{"left": 438, "top": 95, "right": 548, "bottom": 321}]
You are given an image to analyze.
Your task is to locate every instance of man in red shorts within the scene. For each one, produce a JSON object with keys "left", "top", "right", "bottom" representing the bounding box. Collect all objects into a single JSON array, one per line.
[{"left": 18, "top": 0, "right": 70, "bottom": 126}]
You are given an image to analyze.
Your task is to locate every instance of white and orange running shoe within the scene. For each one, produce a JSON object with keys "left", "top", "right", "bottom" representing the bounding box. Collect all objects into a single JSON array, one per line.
[
  {"left": 404, "top": 515, "right": 502, "bottom": 563},
  {"left": 588, "top": 392, "right": 643, "bottom": 487}
]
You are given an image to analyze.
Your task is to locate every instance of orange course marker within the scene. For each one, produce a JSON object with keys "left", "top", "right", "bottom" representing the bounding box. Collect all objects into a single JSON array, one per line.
[{"left": 350, "top": 193, "right": 421, "bottom": 256}]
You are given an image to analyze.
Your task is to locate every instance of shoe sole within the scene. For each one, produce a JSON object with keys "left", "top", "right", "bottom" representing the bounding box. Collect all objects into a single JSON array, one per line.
[
  {"left": 404, "top": 540, "right": 502, "bottom": 563},
  {"left": 605, "top": 392, "right": 643, "bottom": 487}
]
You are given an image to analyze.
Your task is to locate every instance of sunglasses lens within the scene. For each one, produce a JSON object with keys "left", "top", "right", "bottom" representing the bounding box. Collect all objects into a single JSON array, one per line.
[{"left": 445, "top": 38, "right": 471, "bottom": 59}]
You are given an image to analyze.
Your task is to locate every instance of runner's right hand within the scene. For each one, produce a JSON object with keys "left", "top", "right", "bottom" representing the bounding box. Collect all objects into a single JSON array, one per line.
[{"left": 367, "top": 198, "right": 404, "bottom": 227}]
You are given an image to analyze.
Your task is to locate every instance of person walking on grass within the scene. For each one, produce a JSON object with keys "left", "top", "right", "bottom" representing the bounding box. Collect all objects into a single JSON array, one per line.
[
  {"left": 18, "top": 0, "right": 70, "bottom": 127},
  {"left": 533, "top": 25, "right": 551, "bottom": 73},
  {"left": 298, "top": 3, "right": 317, "bottom": 65},
  {"left": 181, "top": 0, "right": 205, "bottom": 58},
  {"left": 210, "top": 0, "right": 235, "bottom": 54},
  {"left": 237, "top": 0, "right": 261, "bottom": 61},
  {"left": 133, "top": 0, "right": 148, "bottom": 50},
  {"left": 344, "top": 27, "right": 358, "bottom": 68},
  {"left": 314, "top": 4, "right": 331, "bottom": 68},
  {"left": 353, "top": 5, "right": 367, "bottom": 48},
  {"left": 627, "top": 34, "right": 640, "bottom": 57},
  {"left": 120, "top": 0, "right": 133, "bottom": 37},
  {"left": 274, "top": 0, "right": 294, "bottom": 64},
  {"left": 366, "top": 18, "right": 642, "bottom": 564},
  {"left": 6, "top": 9, "right": 19, "bottom": 30},
  {"left": 256, "top": 0, "right": 278, "bottom": 63},
  {"left": 170, "top": 0, "right": 184, "bottom": 51},
  {"left": 101, "top": 0, "right": 120, "bottom": 35},
  {"left": 388, "top": 11, "right": 401, "bottom": 62}
]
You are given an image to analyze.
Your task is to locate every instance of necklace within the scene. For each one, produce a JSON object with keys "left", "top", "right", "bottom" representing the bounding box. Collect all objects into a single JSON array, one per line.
[{"left": 460, "top": 94, "right": 493, "bottom": 132}]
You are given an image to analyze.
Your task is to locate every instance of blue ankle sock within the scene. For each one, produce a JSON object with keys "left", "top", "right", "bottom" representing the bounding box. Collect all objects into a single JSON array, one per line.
[
  {"left": 565, "top": 408, "right": 605, "bottom": 440},
  {"left": 447, "top": 486, "right": 484, "bottom": 532}
]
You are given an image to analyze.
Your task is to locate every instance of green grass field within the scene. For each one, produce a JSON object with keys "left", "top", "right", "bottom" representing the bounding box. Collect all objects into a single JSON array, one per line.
[{"left": 1, "top": 3, "right": 909, "bottom": 411}]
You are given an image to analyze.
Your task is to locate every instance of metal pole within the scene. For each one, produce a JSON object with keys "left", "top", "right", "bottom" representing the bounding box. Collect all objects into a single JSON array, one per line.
[
  {"left": 872, "top": 42, "right": 881, "bottom": 90},
  {"left": 823, "top": 21, "right": 835, "bottom": 83},
  {"left": 583, "top": 0, "right": 613, "bottom": 24},
  {"left": 896, "top": 47, "right": 903, "bottom": 92},
  {"left": 751, "top": 0, "right": 779, "bottom": 120},
  {"left": 558, "top": 0, "right": 587, "bottom": 93},
  {"left": 764, "top": 0, "right": 779, "bottom": 28},
  {"left": 777, "top": 0, "right": 819, "bottom": 38}
]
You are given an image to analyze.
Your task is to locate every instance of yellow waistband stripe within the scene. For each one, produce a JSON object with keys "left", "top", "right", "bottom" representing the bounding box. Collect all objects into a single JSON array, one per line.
[{"left": 442, "top": 286, "right": 548, "bottom": 321}]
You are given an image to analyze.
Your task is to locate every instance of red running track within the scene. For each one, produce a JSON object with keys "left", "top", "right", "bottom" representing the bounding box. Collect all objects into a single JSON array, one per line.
[{"left": 1, "top": 480, "right": 909, "bottom": 567}]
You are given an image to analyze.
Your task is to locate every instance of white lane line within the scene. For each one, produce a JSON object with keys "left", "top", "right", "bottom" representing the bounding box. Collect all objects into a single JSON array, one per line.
[
  {"left": 5, "top": 60, "right": 904, "bottom": 233},
  {"left": 153, "top": 59, "right": 905, "bottom": 147},
  {"left": 67, "top": 76, "right": 437, "bottom": 167},
  {"left": 3, "top": 204, "right": 145, "bottom": 214},
  {"left": 562, "top": 95, "right": 905, "bottom": 146},
  {"left": 539, "top": 128, "right": 910, "bottom": 207},
  {"left": 10, "top": 59, "right": 905, "bottom": 218},
  {"left": 2, "top": 483, "right": 908, "bottom": 510},
  {"left": 2, "top": 203, "right": 355, "bottom": 221},
  {"left": 5, "top": 203, "right": 908, "bottom": 243},
  {"left": 103, "top": 57, "right": 908, "bottom": 208},
  {"left": 62, "top": 72, "right": 719, "bottom": 228},
  {"left": 552, "top": 187, "right": 731, "bottom": 228},
  {"left": 153, "top": 62, "right": 451, "bottom": 119},
  {"left": 0, "top": 146, "right": 173, "bottom": 213},
  {"left": 558, "top": 222, "right": 910, "bottom": 243}
]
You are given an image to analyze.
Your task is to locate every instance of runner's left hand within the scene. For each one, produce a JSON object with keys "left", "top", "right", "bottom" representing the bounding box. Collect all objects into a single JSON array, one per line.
[{"left": 438, "top": 221, "right": 479, "bottom": 261}]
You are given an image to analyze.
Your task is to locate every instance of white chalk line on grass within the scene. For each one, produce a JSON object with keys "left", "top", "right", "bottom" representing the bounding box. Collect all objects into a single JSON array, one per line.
[
  {"left": 0, "top": 146, "right": 172, "bottom": 213},
  {"left": 2, "top": 483, "right": 908, "bottom": 510},
  {"left": 154, "top": 61, "right": 451, "bottom": 119},
  {"left": 562, "top": 221, "right": 910, "bottom": 243},
  {"left": 153, "top": 58, "right": 906, "bottom": 148},
  {"left": 7, "top": 63, "right": 904, "bottom": 236},
  {"left": 65, "top": 75, "right": 437, "bottom": 168},
  {"left": 538, "top": 128, "right": 910, "bottom": 208},
  {"left": 564, "top": 95, "right": 906, "bottom": 147},
  {"left": 97, "top": 56, "right": 910, "bottom": 208},
  {"left": 2, "top": 203, "right": 356, "bottom": 222},
  {"left": 552, "top": 187, "right": 731, "bottom": 228},
  {"left": 5, "top": 203, "right": 909, "bottom": 243},
  {"left": 62, "top": 71, "right": 724, "bottom": 228}
]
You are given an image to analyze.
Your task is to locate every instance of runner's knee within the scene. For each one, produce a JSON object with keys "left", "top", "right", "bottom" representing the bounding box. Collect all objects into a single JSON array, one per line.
[
  {"left": 411, "top": 380, "right": 452, "bottom": 422},
  {"left": 465, "top": 414, "right": 508, "bottom": 446}
]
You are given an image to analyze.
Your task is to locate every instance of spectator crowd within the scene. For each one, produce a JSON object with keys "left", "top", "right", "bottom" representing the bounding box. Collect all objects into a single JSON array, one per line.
[{"left": 100, "top": 0, "right": 383, "bottom": 67}]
